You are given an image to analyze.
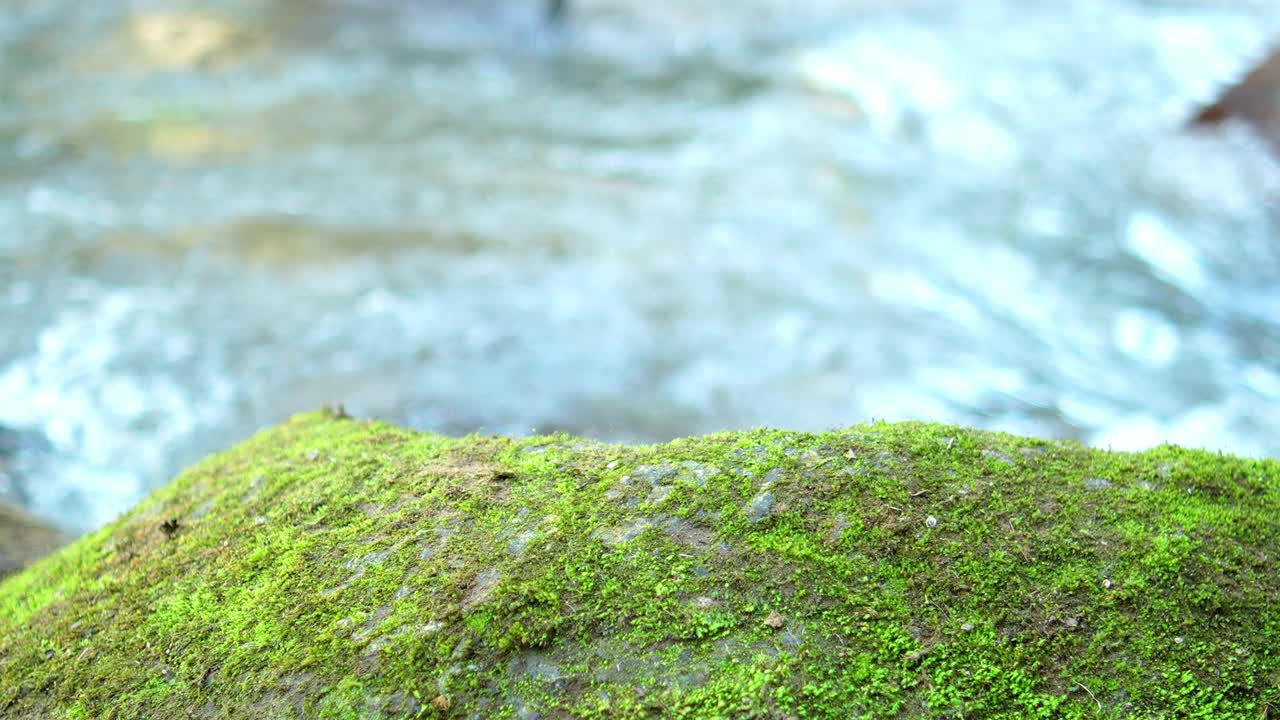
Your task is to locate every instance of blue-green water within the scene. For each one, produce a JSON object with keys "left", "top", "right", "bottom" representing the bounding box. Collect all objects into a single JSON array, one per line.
[{"left": 2, "top": 0, "right": 1279, "bottom": 531}]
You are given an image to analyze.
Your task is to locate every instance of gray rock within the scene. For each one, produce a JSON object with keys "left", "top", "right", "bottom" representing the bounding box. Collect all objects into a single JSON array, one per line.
[
  {"left": 982, "top": 449, "right": 1015, "bottom": 466},
  {"left": 747, "top": 492, "right": 775, "bottom": 523},
  {"left": 593, "top": 518, "right": 654, "bottom": 546}
]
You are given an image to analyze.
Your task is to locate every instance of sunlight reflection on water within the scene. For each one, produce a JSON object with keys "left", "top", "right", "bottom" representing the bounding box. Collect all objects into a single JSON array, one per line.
[{"left": 1, "top": 0, "right": 1278, "bottom": 531}]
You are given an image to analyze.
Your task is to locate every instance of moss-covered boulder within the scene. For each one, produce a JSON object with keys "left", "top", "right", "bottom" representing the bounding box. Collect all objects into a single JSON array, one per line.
[{"left": 2, "top": 411, "right": 1277, "bottom": 719}]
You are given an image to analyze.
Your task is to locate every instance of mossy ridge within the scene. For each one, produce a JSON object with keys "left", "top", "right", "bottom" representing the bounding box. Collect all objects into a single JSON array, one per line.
[{"left": 0, "top": 411, "right": 1276, "bottom": 719}]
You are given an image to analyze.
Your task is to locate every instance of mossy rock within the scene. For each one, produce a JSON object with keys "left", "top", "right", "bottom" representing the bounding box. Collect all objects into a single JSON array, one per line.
[{"left": 2, "top": 411, "right": 1278, "bottom": 719}]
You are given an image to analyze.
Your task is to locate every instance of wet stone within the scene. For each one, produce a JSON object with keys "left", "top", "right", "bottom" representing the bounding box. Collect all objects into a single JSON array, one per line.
[
  {"left": 674, "top": 460, "right": 719, "bottom": 487},
  {"left": 463, "top": 568, "right": 501, "bottom": 607},
  {"left": 346, "top": 547, "right": 393, "bottom": 572},
  {"left": 352, "top": 606, "right": 393, "bottom": 642},
  {"left": 725, "top": 445, "right": 769, "bottom": 475},
  {"left": 369, "top": 691, "right": 419, "bottom": 718},
  {"left": 513, "top": 653, "right": 562, "bottom": 682},
  {"left": 1084, "top": 477, "right": 1112, "bottom": 490},
  {"left": 645, "top": 485, "right": 673, "bottom": 505},
  {"left": 593, "top": 518, "right": 654, "bottom": 546},
  {"left": 417, "top": 527, "right": 453, "bottom": 560},
  {"left": 982, "top": 449, "right": 1015, "bottom": 465},
  {"left": 747, "top": 491, "right": 775, "bottom": 523},
  {"left": 623, "top": 460, "right": 721, "bottom": 489},
  {"left": 506, "top": 530, "right": 537, "bottom": 556},
  {"left": 797, "top": 448, "right": 823, "bottom": 463},
  {"left": 826, "top": 515, "right": 851, "bottom": 543},
  {"left": 628, "top": 464, "right": 676, "bottom": 486}
]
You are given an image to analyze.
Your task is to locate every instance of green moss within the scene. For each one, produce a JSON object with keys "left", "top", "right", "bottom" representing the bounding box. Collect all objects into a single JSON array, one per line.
[{"left": 1, "top": 411, "right": 1278, "bottom": 718}]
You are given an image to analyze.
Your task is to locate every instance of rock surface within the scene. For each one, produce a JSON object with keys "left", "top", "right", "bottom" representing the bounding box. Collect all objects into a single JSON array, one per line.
[
  {"left": 1, "top": 411, "right": 1277, "bottom": 718},
  {"left": 0, "top": 503, "right": 68, "bottom": 580},
  {"left": 1193, "top": 47, "right": 1280, "bottom": 154}
]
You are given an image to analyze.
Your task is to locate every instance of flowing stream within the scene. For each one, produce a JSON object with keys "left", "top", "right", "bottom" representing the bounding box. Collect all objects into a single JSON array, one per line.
[{"left": 2, "top": 0, "right": 1279, "bottom": 532}]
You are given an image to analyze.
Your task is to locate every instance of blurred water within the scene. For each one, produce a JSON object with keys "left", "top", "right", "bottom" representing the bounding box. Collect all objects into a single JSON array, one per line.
[{"left": 2, "top": 0, "right": 1279, "bottom": 532}]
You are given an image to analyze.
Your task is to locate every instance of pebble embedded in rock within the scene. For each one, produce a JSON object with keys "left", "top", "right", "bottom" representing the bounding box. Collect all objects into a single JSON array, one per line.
[
  {"left": 631, "top": 464, "right": 676, "bottom": 486},
  {"left": 747, "top": 491, "right": 775, "bottom": 522},
  {"left": 646, "top": 485, "right": 673, "bottom": 504},
  {"left": 764, "top": 611, "right": 785, "bottom": 629},
  {"left": 506, "top": 530, "right": 537, "bottom": 557},
  {"left": 982, "top": 449, "right": 1014, "bottom": 465}
]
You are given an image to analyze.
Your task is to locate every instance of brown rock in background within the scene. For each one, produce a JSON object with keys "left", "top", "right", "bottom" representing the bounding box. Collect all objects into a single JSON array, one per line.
[
  {"left": 1192, "top": 48, "right": 1280, "bottom": 153},
  {"left": 0, "top": 503, "right": 69, "bottom": 580}
]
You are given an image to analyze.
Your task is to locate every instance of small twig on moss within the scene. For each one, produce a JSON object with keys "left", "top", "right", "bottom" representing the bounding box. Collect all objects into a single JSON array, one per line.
[{"left": 1075, "top": 681, "right": 1101, "bottom": 712}]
